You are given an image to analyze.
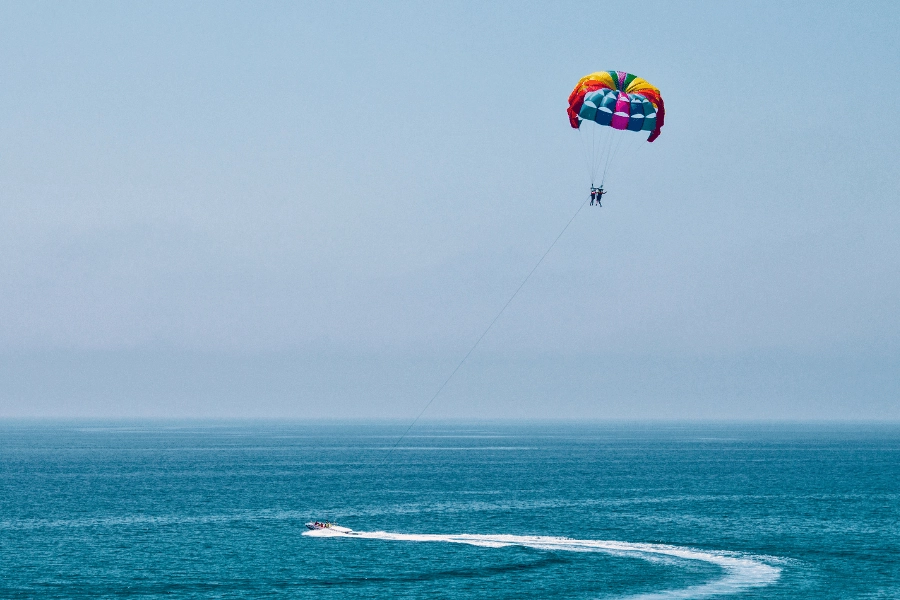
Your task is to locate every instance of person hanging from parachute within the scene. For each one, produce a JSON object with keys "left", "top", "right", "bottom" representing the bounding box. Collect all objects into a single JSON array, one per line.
[{"left": 568, "top": 71, "right": 665, "bottom": 205}]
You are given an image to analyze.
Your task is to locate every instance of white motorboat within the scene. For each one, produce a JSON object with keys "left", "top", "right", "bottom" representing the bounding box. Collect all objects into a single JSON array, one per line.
[{"left": 305, "top": 521, "right": 353, "bottom": 534}]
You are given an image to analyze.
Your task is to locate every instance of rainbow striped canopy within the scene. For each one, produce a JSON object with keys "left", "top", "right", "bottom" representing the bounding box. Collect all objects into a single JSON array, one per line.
[{"left": 567, "top": 71, "right": 665, "bottom": 142}]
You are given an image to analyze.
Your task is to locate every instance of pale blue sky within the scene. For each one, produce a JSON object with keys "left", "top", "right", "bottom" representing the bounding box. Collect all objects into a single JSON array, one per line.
[{"left": 1, "top": 1, "right": 898, "bottom": 418}]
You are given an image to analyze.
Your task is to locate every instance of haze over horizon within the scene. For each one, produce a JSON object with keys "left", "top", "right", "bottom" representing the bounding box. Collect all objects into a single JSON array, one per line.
[{"left": 1, "top": 1, "right": 898, "bottom": 420}]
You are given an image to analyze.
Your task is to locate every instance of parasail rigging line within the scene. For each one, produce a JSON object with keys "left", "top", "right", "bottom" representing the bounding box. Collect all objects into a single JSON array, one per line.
[
  {"left": 597, "top": 127, "right": 615, "bottom": 185},
  {"left": 601, "top": 129, "right": 624, "bottom": 187},
  {"left": 577, "top": 126, "right": 596, "bottom": 185},
  {"left": 380, "top": 195, "right": 591, "bottom": 465}
]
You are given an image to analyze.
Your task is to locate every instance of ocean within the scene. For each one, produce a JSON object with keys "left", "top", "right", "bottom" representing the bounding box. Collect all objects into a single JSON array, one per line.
[{"left": 1, "top": 421, "right": 897, "bottom": 598}]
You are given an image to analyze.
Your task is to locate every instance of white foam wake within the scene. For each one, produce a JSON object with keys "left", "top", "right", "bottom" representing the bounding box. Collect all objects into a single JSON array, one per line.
[{"left": 304, "top": 529, "right": 780, "bottom": 598}]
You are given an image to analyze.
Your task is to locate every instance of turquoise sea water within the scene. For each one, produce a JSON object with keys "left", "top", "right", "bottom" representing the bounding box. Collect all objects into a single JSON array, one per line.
[{"left": 1, "top": 422, "right": 898, "bottom": 598}]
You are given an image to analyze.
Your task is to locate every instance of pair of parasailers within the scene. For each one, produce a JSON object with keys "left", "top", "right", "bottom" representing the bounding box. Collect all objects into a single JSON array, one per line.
[{"left": 590, "top": 186, "right": 607, "bottom": 206}]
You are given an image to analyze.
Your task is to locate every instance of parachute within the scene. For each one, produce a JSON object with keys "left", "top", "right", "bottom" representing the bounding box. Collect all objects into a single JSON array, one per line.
[
  {"left": 568, "top": 71, "right": 665, "bottom": 191},
  {"left": 568, "top": 71, "right": 665, "bottom": 141}
]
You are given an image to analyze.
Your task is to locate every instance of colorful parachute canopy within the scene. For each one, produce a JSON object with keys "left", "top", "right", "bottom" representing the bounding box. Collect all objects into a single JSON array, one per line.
[{"left": 567, "top": 71, "right": 665, "bottom": 142}]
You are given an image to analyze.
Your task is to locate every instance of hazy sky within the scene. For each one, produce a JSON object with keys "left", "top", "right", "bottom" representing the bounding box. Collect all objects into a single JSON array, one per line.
[{"left": 1, "top": 1, "right": 898, "bottom": 419}]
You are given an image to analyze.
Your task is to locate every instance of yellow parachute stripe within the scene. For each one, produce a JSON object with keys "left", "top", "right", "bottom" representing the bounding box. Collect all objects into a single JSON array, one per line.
[
  {"left": 576, "top": 71, "right": 615, "bottom": 92},
  {"left": 625, "top": 76, "right": 659, "bottom": 95}
]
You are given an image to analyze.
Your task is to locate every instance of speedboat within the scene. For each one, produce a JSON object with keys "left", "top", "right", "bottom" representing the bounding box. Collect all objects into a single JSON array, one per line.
[{"left": 305, "top": 521, "right": 353, "bottom": 534}]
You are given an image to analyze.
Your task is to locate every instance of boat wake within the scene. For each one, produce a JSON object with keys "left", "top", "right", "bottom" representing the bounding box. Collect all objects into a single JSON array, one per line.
[{"left": 304, "top": 528, "right": 781, "bottom": 599}]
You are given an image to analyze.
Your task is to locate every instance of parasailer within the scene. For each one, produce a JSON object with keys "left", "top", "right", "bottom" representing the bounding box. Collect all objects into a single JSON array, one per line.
[{"left": 568, "top": 70, "right": 665, "bottom": 200}]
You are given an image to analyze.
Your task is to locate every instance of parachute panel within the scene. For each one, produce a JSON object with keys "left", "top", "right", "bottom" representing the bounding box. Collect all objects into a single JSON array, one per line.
[{"left": 627, "top": 96, "right": 646, "bottom": 131}]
